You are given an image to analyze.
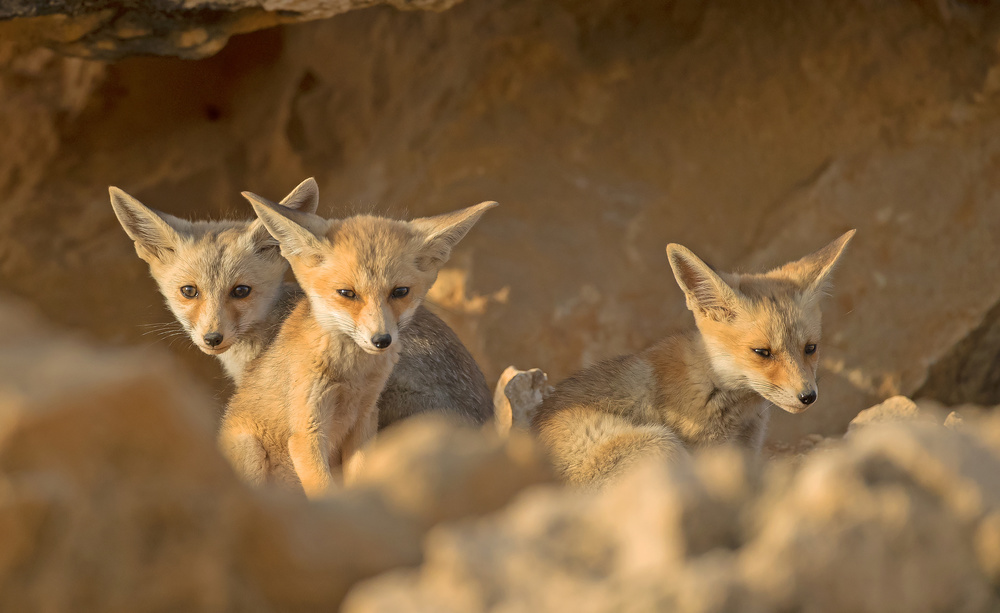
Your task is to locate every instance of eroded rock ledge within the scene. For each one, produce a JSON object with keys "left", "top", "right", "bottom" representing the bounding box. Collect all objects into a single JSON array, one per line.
[{"left": 0, "top": 0, "right": 466, "bottom": 59}]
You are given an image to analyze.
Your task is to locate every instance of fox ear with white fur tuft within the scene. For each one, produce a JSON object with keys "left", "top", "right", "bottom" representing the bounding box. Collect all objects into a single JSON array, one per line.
[
  {"left": 410, "top": 201, "right": 498, "bottom": 271},
  {"left": 242, "top": 190, "right": 329, "bottom": 262},
  {"left": 666, "top": 243, "right": 740, "bottom": 322},
  {"left": 278, "top": 177, "right": 320, "bottom": 215},
  {"left": 246, "top": 178, "right": 322, "bottom": 255},
  {"left": 109, "top": 186, "right": 191, "bottom": 262},
  {"left": 776, "top": 230, "right": 856, "bottom": 296}
]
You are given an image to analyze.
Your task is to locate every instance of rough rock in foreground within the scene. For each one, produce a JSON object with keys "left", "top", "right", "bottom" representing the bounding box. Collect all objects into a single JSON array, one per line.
[
  {"left": 0, "top": 297, "right": 546, "bottom": 611},
  {"left": 346, "top": 406, "right": 1000, "bottom": 613},
  {"left": 5, "top": 296, "right": 1000, "bottom": 612}
]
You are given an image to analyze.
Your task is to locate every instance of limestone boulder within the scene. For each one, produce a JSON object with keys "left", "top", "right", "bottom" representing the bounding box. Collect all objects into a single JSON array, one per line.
[
  {"left": 844, "top": 395, "right": 943, "bottom": 436},
  {"left": 357, "top": 415, "right": 552, "bottom": 528},
  {"left": 743, "top": 423, "right": 1000, "bottom": 613},
  {"left": 343, "top": 447, "right": 760, "bottom": 613},
  {"left": 345, "top": 418, "right": 1000, "bottom": 613},
  {"left": 0, "top": 297, "right": 422, "bottom": 611}
]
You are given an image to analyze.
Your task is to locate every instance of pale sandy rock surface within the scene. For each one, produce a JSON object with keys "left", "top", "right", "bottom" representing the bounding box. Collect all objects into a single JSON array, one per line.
[
  {"left": 345, "top": 419, "right": 1000, "bottom": 613},
  {"left": 0, "top": 297, "right": 549, "bottom": 611},
  {"left": 356, "top": 416, "right": 552, "bottom": 528},
  {"left": 0, "top": 297, "right": 420, "bottom": 610},
  {"left": 845, "top": 394, "right": 926, "bottom": 434},
  {"left": 5, "top": 286, "right": 1000, "bottom": 611}
]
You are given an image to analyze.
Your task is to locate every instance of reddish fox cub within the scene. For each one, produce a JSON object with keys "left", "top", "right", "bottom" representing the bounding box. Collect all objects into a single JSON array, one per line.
[
  {"left": 532, "top": 231, "right": 855, "bottom": 487},
  {"left": 220, "top": 192, "right": 496, "bottom": 497},
  {"left": 108, "top": 180, "right": 495, "bottom": 428}
]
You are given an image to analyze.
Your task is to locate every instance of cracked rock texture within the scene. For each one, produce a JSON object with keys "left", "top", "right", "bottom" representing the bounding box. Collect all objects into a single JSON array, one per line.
[{"left": 2, "top": 0, "right": 1000, "bottom": 444}]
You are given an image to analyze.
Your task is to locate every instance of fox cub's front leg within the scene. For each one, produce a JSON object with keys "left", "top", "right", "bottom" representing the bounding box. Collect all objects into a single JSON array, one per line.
[
  {"left": 341, "top": 407, "right": 379, "bottom": 486},
  {"left": 288, "top": 399, "right": 336, "bottom": 498},
  {"left": 218, "top": 426, "right": 268, "bottom": 487},
  {"left": 288, "top": 429, "right": 335, "bottom": 498}
]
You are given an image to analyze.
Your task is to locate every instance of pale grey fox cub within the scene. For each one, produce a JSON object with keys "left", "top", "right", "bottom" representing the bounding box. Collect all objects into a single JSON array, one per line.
[{"left": 532, "top": 231, "right": 855, "bottom": 487}]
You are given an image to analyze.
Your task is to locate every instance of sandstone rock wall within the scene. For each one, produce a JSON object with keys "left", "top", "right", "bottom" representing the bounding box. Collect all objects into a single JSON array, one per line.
[{"left": 2, "top": 0, "right": 1000, "bottom": 442}]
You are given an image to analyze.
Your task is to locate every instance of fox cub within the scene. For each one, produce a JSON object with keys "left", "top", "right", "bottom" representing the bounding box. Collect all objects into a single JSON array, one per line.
[
  {"left": 109, "top": 180, "right": 495, "bottom": 427},
  {"left": 532, "top": 231, "right": 855, "bottom": 487},
  {"left": 109, "top": 180, "right": 318, "bottom": 384},
  {"left": 220, "top": 192, "right": 496, "bottom": 497}
]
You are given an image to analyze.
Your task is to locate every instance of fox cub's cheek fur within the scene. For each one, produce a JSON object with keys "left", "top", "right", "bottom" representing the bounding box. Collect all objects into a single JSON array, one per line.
[
  {"left": 743, "top": 350, "right": 819, "bottom": 415},
  {"left": 244, "top": 188, "right": 498, "bottom": 356},
  {"left": 109, "top": 183, "right": 319, "bottom": 358},
  {"left": 302, "top": 274, "right": 428, "bottom": 354},
  {"left": 340, "top": 289, "right": 421, "bottom": 353},
  {"left": 154, "top": 264, "right": 286, "bottom": 355},
  {"left": 699, "top": 313, "right": 822, "bottom": 415},
  {"left": 667, "top": 230, "right": 854, "bottom": 415}
]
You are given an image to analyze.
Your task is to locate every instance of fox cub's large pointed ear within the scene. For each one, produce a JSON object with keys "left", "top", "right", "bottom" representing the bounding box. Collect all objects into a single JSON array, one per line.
[
  {"left": 779, "top": 229, "right": 856, "bottom": 295},
  {"left": 411, "top": 201, "right": 498, "bottom": 270},
  {"left": 245, "top": 178, "right": 320, "bottom": 255},
  {"left": 246, "top": 219, "right": 282, "bottom": 257},
  {"left": 278, "top": 177, "right": 320, "bottom": 215},
  {"left": 242, "top": 190, "right": 327, "bottom": 260},
  {"left": 667, "top": 244, "right": 740, "bottom": 321},
  {"left": 108, "top": 186, "right": 189, "bottom": 261}
]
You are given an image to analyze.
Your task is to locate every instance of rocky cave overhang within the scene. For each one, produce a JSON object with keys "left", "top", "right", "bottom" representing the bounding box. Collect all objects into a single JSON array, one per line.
[{"left": 0, "top": 0, "right": 467, "bottom": 59}]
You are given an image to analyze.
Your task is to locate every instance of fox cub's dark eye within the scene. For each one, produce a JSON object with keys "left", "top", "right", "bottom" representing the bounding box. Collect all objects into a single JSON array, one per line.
[
  {"left": 180, "top": 285, "right": 198, "bottom": 299},
  {"left": 391, "top": 287, "right": 410, "bottom": 299},
  {"left": 752, "top": 348, "right": 771, "bottom": 358},
  {"left": 337, "top": 289, "right": 357, "bottom": 299},
  {"left": 805, "top": 344, "right": 817, "bottom": 355},
  {"left": 231, "top": 285, "right": 252, "bottom": 299}
]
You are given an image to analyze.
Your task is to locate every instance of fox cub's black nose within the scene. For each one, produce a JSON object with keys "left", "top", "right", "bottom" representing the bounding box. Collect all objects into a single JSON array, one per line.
[
  {"left": 204, "top": 332, "right": 224, "bottom": 347},
  {"left": 371, "top": 334, "right": 392, "bottom": 349},
  {"left": 798, "top": 390, "right": 817, "bottom": 406}
]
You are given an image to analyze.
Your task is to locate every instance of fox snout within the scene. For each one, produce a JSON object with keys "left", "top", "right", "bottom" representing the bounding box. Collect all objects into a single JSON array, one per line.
[
  {"left": 355, "top": 302, "right": 399, "bottom": 353},
  {"left": 194, "top": 326, "right": 232, "bottom": 354},
  {"left": 360, "top": 323, "right": 397, "bottom": 353},
  {"left": 186, "top": 301, "right": 236, "bottom": 354},
  {"left": 371, "top": 334, "right": 393, "bottom": 349},
  {"left": 203, "top": 332, "right": 224, "bottom": 348},
  {"left": 791, "top": 365, "right": 818, "bottom": 408},
  {"left": 742, "top": 352, "right": 819, "bottom": 414},
  {"left": 357, "top": 329, "right": 396, "bottom": 353},
  {"left": 775, "top": 372, "right": 818, "bottom": 413}
]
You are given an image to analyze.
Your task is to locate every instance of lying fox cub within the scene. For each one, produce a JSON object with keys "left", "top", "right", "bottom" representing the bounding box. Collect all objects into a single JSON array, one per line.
[
  {"left": 532, "top": 231, "right": 854, "bottom": 487},
  {"left": 221, "top": 192, "right": 496, "bottom": 497}
]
